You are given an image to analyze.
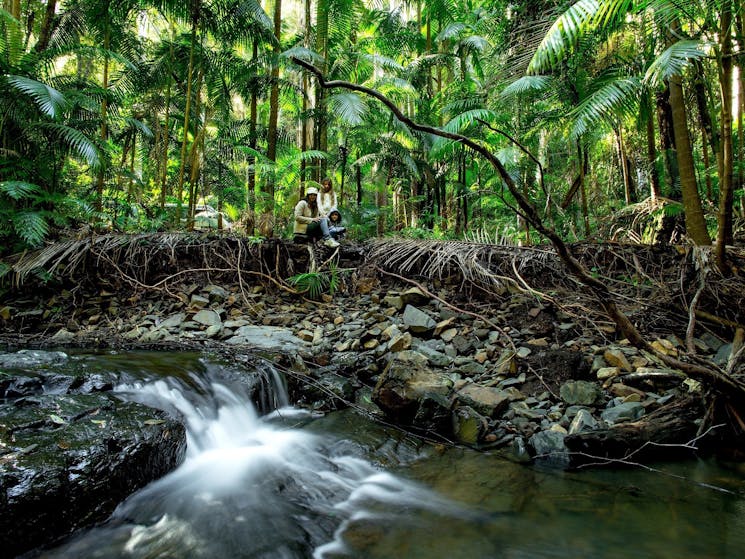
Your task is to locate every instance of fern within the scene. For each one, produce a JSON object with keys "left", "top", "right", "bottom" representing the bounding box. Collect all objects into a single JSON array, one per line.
[
  {"left": 288, "top": 271, "right": 329, "bottom": 300},
  {"left": 13, "top": 211, "right": 48, "bottom": 247},
  {"left": 0, "top": 181, "right": 41, "bottom": 201}
]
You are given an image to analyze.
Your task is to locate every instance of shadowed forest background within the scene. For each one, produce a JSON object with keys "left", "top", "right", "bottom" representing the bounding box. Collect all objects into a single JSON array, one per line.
[{"left": 1, "top": 0, "right": 744, "bottom": 262}]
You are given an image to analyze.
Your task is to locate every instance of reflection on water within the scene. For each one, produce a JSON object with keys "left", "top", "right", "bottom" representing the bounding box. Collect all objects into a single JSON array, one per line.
[{"left": 30, "top": 353, "right": 745, "bottom": 559}]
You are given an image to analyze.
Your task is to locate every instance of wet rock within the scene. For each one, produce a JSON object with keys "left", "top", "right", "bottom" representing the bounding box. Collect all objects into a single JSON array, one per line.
[
  {"left": 193, "top": 309, "right": 221, "bottom": 327},
  {"left": 560, "top": 380, "right": 601, "bottom": 406},
  {"left": 601, "top": 401, "right": 645, "bottom": 424},
  {"left": 568, "top": 409, "right": 599, "bottom": 434},
  {"left": 451, "top": 406, "right": 488, "bottom": 445},
  {"left": 455, "top": 384, "right": 510, "bottom": 418},
  {"left": 0, "top": 392, "right": 186, "bottom": 557},
  {"left": 402, "top": 305, "right": 436, "bottom": 334},
  {"left": 372, "top": 350, "right": 453, "bottom": 423},
  {"left": 0, "top": 350, "right": 69, "bottom": 369},
  {"left": 529, "top": 430, "right": 570, "bottom": 468}
]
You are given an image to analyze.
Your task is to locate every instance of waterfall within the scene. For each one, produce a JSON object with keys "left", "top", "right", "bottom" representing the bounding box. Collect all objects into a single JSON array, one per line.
[{"left": 37, "top": 358, "right": 461, "bottom": 559}]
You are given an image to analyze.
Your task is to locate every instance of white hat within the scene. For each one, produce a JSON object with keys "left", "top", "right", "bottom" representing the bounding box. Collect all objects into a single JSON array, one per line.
[{"left": 305, "top": 187, "right": 319, "bottom": 196}]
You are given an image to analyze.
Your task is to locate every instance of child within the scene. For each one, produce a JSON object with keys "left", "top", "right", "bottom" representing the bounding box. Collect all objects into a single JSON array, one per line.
[{"left": 327, "top": 207, "right": 346, "bottom": 240}]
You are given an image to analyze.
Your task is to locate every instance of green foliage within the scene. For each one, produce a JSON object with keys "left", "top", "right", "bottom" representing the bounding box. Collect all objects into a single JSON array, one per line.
[{"left": 287, "top": 264, "right": 339, "bottom": 300}]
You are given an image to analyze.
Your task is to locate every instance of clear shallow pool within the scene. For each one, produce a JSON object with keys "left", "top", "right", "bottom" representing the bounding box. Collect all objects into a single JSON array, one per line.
[{"left": 29, "top": 352, "right": 745, "bottom": 559}]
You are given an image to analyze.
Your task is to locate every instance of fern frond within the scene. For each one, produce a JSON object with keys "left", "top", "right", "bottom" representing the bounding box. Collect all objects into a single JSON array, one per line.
[
  {"left": 327, "top": 92, "right": 368, "bottom": 126},
  {"left": 501, "top": 75, "right": 553, "bottom": 98},
  {"left": 0, "top": 181, "right": 41, "bottom": 201},
  {"left": 13, "top": 211, "right": 48, "bottom": 247}
]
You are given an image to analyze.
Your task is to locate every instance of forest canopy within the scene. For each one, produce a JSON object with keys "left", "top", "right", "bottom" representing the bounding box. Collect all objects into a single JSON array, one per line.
[{"left": 1, "top": 0, "right": 743, "bottom": 259}]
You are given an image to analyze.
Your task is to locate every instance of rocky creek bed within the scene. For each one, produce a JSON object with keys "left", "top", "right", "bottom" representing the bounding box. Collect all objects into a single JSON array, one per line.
[{"left": 1, "top": 234, "right": 744, "bottom": 555}]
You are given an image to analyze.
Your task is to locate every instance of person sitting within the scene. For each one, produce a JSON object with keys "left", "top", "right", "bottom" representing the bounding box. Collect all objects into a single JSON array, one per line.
[
  {"left": 293, "top": 187, "right": 339, "bottom": 248},
  {"left": 327, "top": 207, "right": 346, "bottom": 240},
  {"left": 319, "top": 177, "right": 337, "bottom": 217}
]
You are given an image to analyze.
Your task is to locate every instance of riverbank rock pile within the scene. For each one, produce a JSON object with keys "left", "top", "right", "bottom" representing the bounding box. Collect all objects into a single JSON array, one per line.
[{"left": 1, "top": 237, "right": 742, "bottom": 470}]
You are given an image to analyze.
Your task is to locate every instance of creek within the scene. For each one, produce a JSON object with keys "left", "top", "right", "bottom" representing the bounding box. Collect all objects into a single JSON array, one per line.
[{"left": 29, "top": 352, "right": 745, "bottom": 559}]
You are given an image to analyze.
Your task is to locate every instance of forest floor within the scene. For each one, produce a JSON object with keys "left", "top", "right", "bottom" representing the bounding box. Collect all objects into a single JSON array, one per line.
[{"left": 1, "top": 234, "right": 745, "bottom": 466}]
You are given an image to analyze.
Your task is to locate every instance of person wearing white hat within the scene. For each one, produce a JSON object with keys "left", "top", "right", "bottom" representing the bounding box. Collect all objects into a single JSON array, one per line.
[{"left": 293, "top": 186, "right": 340, "bottom": 248}]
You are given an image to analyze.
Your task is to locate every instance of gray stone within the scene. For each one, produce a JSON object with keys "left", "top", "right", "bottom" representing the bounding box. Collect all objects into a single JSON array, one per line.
[
  {"left": 529, "top": 430, "right": 570, "bottom": 468},
  {"left": 159, "top": 313, "right": 186, "bottom": 329},
  {"left": 227, "top": 325, "right": 309, "bottom": 353},
  {"left": 400, "top": 287, "right": 429, "bottom": 306},
  {"left": 604, "top": 348, "right": 633, "bottom": 372},
  {"left": 203, "top": 284, "right": 229, "bottom": 301},
  {"left": 601, "top": 401, "right": 645, "bottom": 424},
  {"left": 455, "top": 384, "right": 510, "bottom": 417},
  {"left": 189, "top": 294, "right": 210, "bottom": 308},
  {"left": 560, "top": 380, "right": 601, "bottom": 405},
  {"left": 402, "top": 305, "right": 436, "bottom": 333},
  {"left": 193, "top": 309, "right": 221, "bottom": 327},
  {"left": 383, "top": 294, "right": 404, "bottom": 310},
  {"left": 568, "top": 408, "right": 599, "bottom": 434}
]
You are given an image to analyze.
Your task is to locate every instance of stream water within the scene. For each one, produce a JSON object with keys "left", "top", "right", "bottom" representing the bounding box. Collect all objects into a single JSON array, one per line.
[{"left": 31, "top": 352, "right": 745, "bottom": 559}]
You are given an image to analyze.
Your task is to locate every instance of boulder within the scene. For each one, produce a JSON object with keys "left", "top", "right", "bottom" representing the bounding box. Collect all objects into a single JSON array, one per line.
[
  {"left": 455, "top": 384, "right": 510, "bottom": 418},
  {"left": 0, "top": 392, "right": 186, "bottom": 557},
  {"left": 372, "top": 350, "right": 453, "bottom": 424}
]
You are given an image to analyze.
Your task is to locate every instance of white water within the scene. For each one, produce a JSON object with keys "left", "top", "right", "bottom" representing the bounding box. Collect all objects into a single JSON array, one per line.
[{"left": 37, "top": 361, "right": 461, "bottom": 559}]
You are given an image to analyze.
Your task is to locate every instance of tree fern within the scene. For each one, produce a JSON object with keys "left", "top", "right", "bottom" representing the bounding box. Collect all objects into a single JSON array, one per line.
[{"left": 500, "top": 75, "right": 554, "bottom": 98}]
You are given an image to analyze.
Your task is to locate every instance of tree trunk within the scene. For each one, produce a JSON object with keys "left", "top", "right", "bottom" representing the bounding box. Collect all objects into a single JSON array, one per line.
[
  {"left": 669, "top": 72, "right": 712, "bottom": 245},
  {"left": 176, "top": 0, "right": 200, "bottom": 212},
  {"left": 645, "top": 100, "right": 662, "bottom": 199},
  {"left": 693, "top": 61, "right": 716, "bottom": 200},
  {"left": 94, "top": 24, "right": 111, "bottom": 212},
  {"left": 314, "top": 0, "right": 329, "bottom": 181},
  {"left": 656, "top": 86, "right": 679, "bottom": 198},
  {"left": 265, "top": 0, "right": 282, "bottom": 216},
  {"left": 34, "top": 0, "right": 57, "bottom": 52},
  {"left": 715, "top": 0, "right": 734, "bottom": 269}
]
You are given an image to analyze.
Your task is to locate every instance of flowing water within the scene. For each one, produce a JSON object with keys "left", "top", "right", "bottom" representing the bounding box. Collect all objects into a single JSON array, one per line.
[{"left": 31, "top": 352, "right": 745, "bottom": 559}]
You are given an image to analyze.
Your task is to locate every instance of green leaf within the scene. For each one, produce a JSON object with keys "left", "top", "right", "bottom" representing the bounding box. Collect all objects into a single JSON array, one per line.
[
  {"left": 13, "top": 211, "right": 48, "bottom": 247},
  {"left": 570, "top": 77, "right": 641, "bottom": 137},
  {"left": 36, "top": 123, "right": 100, "bottom": 168},
  {"left": 327, "top": 92, "right": 368, "bottom": 126},
  {"left": 501, "top": 76, "right": 553, "bottom": 98},
  {"left": 0, "top": 181, "right": 41, "bottom": 201},
  {"left": 644, "top": 40, "right": 710, "bottom": 86},
  {"left": 5, "top": 75, "right": 69, "bottom": 118},
  {"left": 527, "top": 0, "right": 601, "bottom": 74}
]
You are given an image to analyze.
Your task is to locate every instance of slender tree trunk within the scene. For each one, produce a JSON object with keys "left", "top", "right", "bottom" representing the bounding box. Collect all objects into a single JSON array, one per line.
[
  {"left": 716, "top": 0, "right": 734, "bottom": 268},
  {"left": 314, "top": 0, "right": 329, "bottom": 181},
  {"left": 669, "top": 73, "right": 712, "bottom": 245},
  {"left": 265, "top": 0, "right": 282, "bottom": 217},
  {"left": 616, "top": 128, "right": 634, "bottom": 204},
  {"left": 186, "top": 69, "right": 205, "bottom": 229},
  {"left": 356, "top": 154, "right": 362, "bottom": 206},
  {"left": 693, "top": 61, "right": 716, "bottom": 200},
  {"left": 34, "top": 0, "right": 57, "bottom": 52},
  {"left": 159, "top": 25, "right": 175, "bottom": 210},
  {"left": 736, "top": 9, "right": 745, "bottom": 205},
  {"left": 95, "top": 24, "right": 111, "bottom": 211},
  {"left": 646, "top": 102, "right": 662, "bottom": 199},
  {"left": 248, "top": 40, "right": 258, "bottom": 219},
  {"left": 176, "top": 1, "right": 200, "bottom": 211},
  {"left": 656, "top": 86, "right": 679, "bottom": 198}
]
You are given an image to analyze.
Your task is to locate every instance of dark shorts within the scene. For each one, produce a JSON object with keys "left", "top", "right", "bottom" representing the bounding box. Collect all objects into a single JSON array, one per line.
[{"left": 306, "top": 221, "right": 323, "bottom": 239}]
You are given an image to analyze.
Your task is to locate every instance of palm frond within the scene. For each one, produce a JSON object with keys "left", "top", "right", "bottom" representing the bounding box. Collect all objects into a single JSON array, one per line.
[
  {"left": 570, "top": 76, "right": 641, "bottom": 137},
  {"left": 644, "top": 40, "right": 710, "bottom": 86},
  {"left": 442, "top": 109, "right": 496, "bottom": 134},
  {"left": 36, "top": 123, "right": 100, "bottom": 168},
  {"left": 327, "top": 92, "right": 368, "bottom": 126},
  {"left": 527, "top": 0, "right": 601, "bottom": 74},
  {"left": 5, "top": 75, "right": 69, "bottom": 118},
  {"left": 436, "top": 22, "right": 467, "bottom": 42},
  {"left": 501, "top": 75, "right": 553, "bottom": 98}
]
